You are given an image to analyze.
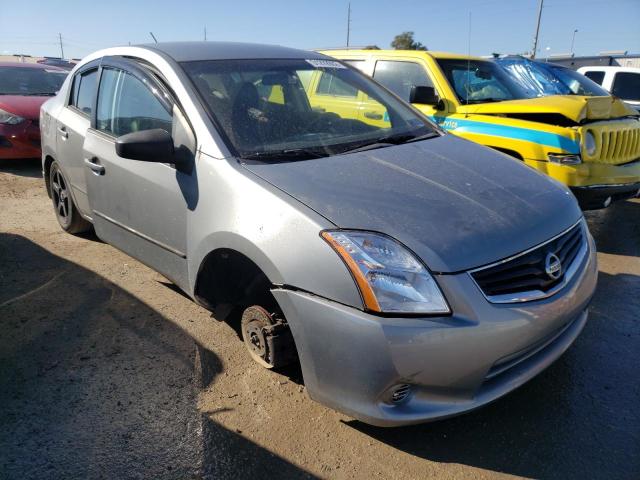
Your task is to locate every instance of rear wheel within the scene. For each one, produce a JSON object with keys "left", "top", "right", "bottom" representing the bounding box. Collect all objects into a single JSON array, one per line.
[
  {"left": 241, "top": 305, "right": 297, "bottom": 369},
  {"left": 49, "top": 161, "right": 91, "bottom": 234}
]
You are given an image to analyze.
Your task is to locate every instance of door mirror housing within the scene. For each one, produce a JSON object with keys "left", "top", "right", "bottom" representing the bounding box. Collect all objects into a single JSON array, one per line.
[
  {"left": 410, "top": 86, "right": 439, "bottom": 106},
  {"left": 115, "top": 128, "right": 174, "bottom": 163}
]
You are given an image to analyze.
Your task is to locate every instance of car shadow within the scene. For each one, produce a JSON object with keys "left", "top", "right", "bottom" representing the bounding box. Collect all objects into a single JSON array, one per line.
[
  {"left": 0, "top": 158, "right": 42, "bottom": 178},
  {"left": 347, "top": 267, "right": 640, "bottom": 480},
  {"left": 585, "top": 198, "right": 640, "bottom": 257},
  {"left": 0, "top": 233, "right": 315, "bottom": 479}
]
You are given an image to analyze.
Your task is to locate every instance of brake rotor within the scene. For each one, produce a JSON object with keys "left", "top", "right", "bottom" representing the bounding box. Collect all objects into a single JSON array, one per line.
[{"left": 241, "top": 305, "right": 275, "bottom": 369}]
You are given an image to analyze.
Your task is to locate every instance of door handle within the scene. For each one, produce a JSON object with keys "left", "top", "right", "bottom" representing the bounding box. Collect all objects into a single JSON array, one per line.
[
  {"left": 84, "top": 157, "right": 105, "bottom": 175},
  {"left": 364, "top": 112, "right": 383, "bottom": 120},
  {"left": 57, "top": 126, "right": 68, "bottom": 139}
]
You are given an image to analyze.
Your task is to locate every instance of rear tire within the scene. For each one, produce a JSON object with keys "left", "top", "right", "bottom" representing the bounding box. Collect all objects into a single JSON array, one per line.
[{"left": 49, "top": 161, "right": 91, "bottom": 234}]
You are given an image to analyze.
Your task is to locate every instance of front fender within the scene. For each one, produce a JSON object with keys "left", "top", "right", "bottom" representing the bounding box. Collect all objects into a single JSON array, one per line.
[{"left": 187, "top": 155, "right": 363, "bottom": 309}]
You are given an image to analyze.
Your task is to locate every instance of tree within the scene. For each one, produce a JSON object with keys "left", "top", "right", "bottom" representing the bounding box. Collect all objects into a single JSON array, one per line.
[{"left": 391, "top": 32, "right": 427, "bottom": 51}]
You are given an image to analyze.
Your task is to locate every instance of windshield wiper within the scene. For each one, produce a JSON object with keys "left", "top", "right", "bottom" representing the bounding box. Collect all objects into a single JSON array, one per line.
[
  {"left": 339, "top": 131, "right": 439, "bottom": 155},
  {"left": 465, "top": 98, "right": 506, "bottom": 104},
  {"left": 240, "top": 147, "right": 329, "bottom": 161}
]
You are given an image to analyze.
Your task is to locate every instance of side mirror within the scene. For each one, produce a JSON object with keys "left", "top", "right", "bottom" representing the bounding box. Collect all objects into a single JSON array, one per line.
[
  {"left": 115, "top": 128, "right": 174, "bottom": 163},
  {"left": 410, "top": 86, "right": 439, "bottom": 106}
]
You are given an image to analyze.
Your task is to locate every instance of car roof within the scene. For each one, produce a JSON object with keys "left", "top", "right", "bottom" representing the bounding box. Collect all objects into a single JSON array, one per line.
[
  {"left": 318, "top": 49, "right": 486, "bottom": 62},
  {"left": 577, "top": 65, "right": 640, "bottom": 73},
  {"left": 138, "top": 41, "right": 327, "bottom": 62},
  {"left": 0, "top": 61, "right": 66, "bottom": 70}
]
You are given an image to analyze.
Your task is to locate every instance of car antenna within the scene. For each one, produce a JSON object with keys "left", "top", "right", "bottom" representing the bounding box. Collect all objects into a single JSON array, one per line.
[
  {"left": 149, "top": 32, "right": 159, "bottom": 44},
  {"left": 465, "top": 10, "right": 471, "bottom": 117}
]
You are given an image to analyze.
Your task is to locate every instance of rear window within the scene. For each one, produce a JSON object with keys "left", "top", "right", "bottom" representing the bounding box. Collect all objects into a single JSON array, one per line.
[
  {"left": 611, "top": 72, "right": 640, "bottom": 101},
  {"left": 583, "top": 71, "right": 605, "bottom": 85},
  {"left": 0, "top": 66, "right": 67, "bottom": 96}
]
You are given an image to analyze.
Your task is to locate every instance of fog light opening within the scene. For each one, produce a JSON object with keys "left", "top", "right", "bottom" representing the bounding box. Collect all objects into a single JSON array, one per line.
[
  {"left": 390, "top": 384, "right": 412, "bottom": 404},
  {"left": 548, "top": 153, "right": 582, "bottom": 165}
]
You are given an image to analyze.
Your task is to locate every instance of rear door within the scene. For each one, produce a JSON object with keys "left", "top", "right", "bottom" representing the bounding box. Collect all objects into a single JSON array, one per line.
[
  {"left": 82, "top": 57, "right": 196, "bottom": 289},
  {"left": 55, "top": 62, "right": 100, "bottom": 216}
]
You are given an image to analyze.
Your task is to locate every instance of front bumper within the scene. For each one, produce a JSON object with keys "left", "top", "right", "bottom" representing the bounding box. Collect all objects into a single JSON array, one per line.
[
  {"left": 571, "top": 182, "right": 640, "bottom": 210},
  {"left": 0, "top": 121, "right": 41, "bottom": 159},
  {"left": 527, "top": 157, "right": 640, "bottom": 186},
  {"left": 273, "top": 234, "right": 598, "bottom": 427}
]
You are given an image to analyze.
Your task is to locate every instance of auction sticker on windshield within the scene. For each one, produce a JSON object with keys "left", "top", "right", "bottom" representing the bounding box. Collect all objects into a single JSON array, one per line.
[{"left": 305, "top": 59, "right": 346, "bottom": 69}]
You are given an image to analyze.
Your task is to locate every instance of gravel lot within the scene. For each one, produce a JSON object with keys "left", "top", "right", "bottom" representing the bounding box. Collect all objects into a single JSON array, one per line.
[{"left": 1, "top": 158, "right": 639, "bottom": 479}]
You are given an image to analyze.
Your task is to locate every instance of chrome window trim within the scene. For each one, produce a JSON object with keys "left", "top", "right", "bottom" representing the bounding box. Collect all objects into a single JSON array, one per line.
[{"left": 468, "top": 218, "right": 588, "bottom": 304}]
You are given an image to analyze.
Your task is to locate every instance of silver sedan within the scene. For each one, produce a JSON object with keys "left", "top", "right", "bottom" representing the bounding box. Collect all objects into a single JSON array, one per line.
[{"left": 40, "top": 42, "right": 597, "bottom": 426}]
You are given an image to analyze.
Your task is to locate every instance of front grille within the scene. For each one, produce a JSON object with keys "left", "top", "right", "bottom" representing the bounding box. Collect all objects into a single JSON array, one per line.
[
  {"left": 588, "top": 124, "right": 640, "bottom": 165},
  {"left": 390, "top": 384, "right": 412, "bottom": 403},
  {"left": 471, "top": 221, "right": 585, "bottom": 300}
]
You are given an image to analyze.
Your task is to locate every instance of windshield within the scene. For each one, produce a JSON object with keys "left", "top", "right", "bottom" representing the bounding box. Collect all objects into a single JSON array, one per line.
[
  {"left": 497, "top": 58, "right": 610, "bottom": 97},
  {"left": 181, "top": 58, "right": 438, "bottom": 159},
  {"left": 436, "top": 59, "right": 530, "bottom": 104},
  {"left": 0, "top": 67, "right": 67, "bottom": 95}
]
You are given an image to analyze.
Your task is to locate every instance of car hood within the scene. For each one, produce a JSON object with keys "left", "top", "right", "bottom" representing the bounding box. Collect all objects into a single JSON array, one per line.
[
  {"left": 0, "top": 95, "right": 51, "bottom": 119},
  {"left": 243, "top": 134, "right": 582, "bottom": 273},
  {"left": 457, "top": 95, "right": 637, "bottom": 123}
]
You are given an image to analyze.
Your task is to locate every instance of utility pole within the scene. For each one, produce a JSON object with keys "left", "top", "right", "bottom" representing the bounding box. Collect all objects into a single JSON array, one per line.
[
  {"left": 346, "top": 2, "right": 351, "bottom": 47},
  {"left": 150, "top": 32, "right": 158, "bottom": 43},
  {"left": 204, "top": 26, "right": 207, "bottom": 41},
  {"left": 570, "top": 29, "right": 578, "bottom": 56},
  {"left": 531, "top": 0, "right": 544, "bottom": 58},
  {"left": 58, "top": 33, "right": 64, "bottom": 59}
]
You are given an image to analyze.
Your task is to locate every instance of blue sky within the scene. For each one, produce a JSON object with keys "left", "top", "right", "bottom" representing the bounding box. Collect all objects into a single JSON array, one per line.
[{"left": 1, "top": 0, "right": 638, "bottom": 60}]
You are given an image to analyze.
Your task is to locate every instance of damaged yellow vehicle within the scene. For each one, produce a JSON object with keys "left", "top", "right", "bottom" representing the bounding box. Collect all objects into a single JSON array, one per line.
[{"left": 321, "top": 50, "right": 640, "bottom": 209}]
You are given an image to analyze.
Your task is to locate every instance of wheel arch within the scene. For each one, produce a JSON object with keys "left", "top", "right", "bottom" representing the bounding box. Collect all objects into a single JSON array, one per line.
[{"left": 190, "top": 232, "right": 286, "bottom": 314}]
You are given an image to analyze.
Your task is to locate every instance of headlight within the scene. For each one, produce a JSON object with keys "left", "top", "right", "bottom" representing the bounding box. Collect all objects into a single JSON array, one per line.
[
  {"left": 321, "top": 230, "right": 450, "bottom": 314},
  {"left": 0, "top": 108, "right": 25, "bottom": 125},
  {"left": 584, "top": 131, "right": 596, "bottom": 157}
]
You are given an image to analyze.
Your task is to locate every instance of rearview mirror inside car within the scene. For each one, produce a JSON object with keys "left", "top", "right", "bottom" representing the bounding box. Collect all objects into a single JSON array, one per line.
[
  {"left": 410, "top": 86, "right": 439, "bottom": 106},
  {"left": 115, "top": 128, "right": 174, "bottom": 163}
]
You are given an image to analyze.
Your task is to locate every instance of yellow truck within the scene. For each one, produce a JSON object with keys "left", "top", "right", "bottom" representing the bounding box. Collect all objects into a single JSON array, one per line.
[{"left": 319, "top": 49, "right": 640, "bottom": 209}]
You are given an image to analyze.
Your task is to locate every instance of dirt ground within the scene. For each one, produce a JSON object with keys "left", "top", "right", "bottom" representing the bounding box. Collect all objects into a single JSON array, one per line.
[{"left": 1, "top": 158, "right": 639, "bottom": 480}]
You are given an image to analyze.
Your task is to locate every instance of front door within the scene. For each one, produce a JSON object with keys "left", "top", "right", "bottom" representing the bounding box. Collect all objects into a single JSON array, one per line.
[{"left": 82, "top": 59, "right": 196, "bottom": 289}]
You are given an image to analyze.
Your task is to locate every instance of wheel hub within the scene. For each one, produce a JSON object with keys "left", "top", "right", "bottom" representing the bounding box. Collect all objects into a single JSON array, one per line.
[{"left": 245, "top": 321, "right": 267, "bottom": 358}]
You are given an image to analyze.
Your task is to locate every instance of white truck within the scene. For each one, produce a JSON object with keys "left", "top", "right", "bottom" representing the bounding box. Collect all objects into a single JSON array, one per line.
[{"left": 578, "top": 66, "right": 640, "bottom": 112}]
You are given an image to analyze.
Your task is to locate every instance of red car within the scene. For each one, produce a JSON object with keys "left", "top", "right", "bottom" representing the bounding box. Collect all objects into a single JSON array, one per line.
[{"left": 0, "top": 62, "right": 68, "bottom": 159}]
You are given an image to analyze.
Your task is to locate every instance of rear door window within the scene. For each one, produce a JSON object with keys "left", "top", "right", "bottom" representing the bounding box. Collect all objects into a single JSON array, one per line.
[
  {"left": 583, "top": 70, "right": 605, "bottom": 85},
  {"left": 611, "top": 72, "right": 640, "bottom": 101},
  {"left": 316, "top": 72, "right": 358, "bottom": 97},
  {"left": 373, "top": 61, "right": 432, "bottom": 102},
  {"left": 71, "top": 69, "right": 98, "bottom": 116}
]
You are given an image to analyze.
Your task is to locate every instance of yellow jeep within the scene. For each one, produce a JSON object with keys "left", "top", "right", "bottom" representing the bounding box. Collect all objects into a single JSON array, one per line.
[{"left": 320, "top": 49, "right": 640, "bottom": 209}]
